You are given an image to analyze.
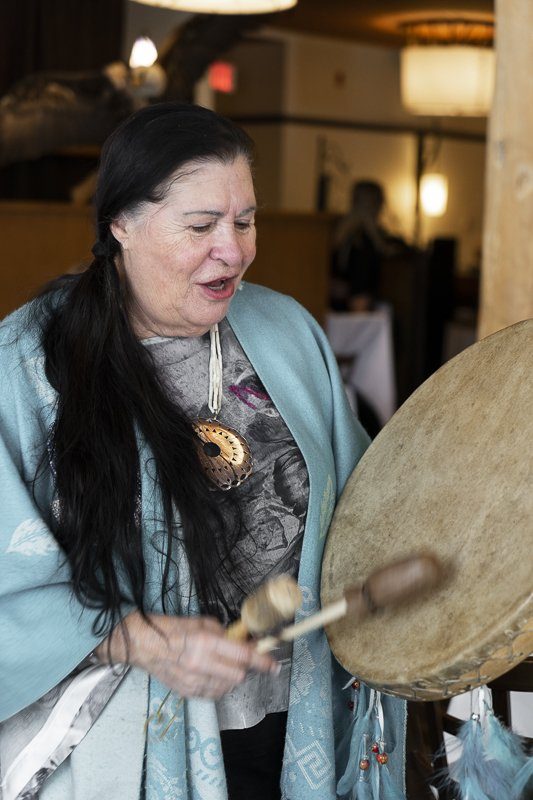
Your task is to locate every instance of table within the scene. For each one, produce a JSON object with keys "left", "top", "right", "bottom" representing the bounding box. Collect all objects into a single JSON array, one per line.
[{"left": 325, "top": 309, "right": 397, "bottom": 427}]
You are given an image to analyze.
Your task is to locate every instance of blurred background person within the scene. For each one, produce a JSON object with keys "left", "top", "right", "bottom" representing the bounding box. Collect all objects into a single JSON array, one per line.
[{"left": 331, "top": 179, "right": 406, "bottom": 313}]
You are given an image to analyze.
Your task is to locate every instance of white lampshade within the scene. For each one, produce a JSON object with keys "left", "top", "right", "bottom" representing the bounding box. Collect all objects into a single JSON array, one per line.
[
  {"left": 129, "top": 36, "right": 158, "bottom": 69},
  {"left": 420, "top": 174, "right": 448, "bottom": 217},
  {"left": 130, "top": 0, "right": 297, "bottom": 12},
  {"left": 401, "top": 45, "right": 495, "bottom": 116}
]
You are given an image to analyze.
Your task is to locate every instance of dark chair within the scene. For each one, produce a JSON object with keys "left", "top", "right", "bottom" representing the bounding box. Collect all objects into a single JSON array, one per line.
[{"left": 378, "top": 238, "right": 457, "bottom": 408}]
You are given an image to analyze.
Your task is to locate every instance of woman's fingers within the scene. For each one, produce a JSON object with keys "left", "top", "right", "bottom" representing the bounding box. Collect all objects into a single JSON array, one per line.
[
  {"left": 121, "top": 612, "right": 279, "bottom": 698},
  {"left": 172, "top": 620, "right": 278, "bottom": 690}
]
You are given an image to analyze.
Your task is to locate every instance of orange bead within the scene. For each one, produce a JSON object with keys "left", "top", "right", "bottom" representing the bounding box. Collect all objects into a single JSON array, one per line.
[
  {"left": 376, "top": 753, "right": 389, "bottom": 765},
  {"left": 359, "top": 758, "right": 370, "bottom": 771}
]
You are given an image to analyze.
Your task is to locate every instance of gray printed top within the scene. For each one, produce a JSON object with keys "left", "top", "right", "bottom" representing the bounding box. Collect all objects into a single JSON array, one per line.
[{"left": 144, "top": 318, "right": 309, "bottom": 730}]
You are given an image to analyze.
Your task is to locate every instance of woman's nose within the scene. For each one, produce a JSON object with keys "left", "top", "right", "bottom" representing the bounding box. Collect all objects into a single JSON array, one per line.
[{"left": 210, "top": 227, "right": 245, "bottom": 267}]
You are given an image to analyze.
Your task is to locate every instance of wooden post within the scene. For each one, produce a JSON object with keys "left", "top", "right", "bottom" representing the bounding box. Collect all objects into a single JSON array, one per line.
[{"left": 478, "top": 0, "right": 533, "bottom": 339}]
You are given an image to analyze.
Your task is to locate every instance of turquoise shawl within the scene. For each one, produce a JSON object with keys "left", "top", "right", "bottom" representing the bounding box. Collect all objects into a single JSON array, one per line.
[{"left": 0, "top": 282, "right": 406, "bottom": 799}]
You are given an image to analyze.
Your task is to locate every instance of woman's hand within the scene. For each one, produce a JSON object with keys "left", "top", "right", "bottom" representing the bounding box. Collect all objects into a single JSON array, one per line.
[{"left": 94, "top": 610, "right": 279, "bottom": 699}]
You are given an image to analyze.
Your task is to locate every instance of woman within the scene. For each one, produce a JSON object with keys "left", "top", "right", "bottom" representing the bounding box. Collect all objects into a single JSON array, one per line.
[
  {"left": 331, "top": 180, "right": 405, "bottom": 313},
  {"left": 0, "top": 103, "right": 406, "bottom": 800}
]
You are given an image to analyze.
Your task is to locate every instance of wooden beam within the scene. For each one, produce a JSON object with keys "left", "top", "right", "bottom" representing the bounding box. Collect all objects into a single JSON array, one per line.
[{"left": 478, "top": 0, "right": 533, "bottom": 338}]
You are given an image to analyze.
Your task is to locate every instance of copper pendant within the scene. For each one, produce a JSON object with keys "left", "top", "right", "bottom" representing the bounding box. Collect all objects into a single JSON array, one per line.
[{"left": 193, "top": 418, "right": 253, "bottom": 491}]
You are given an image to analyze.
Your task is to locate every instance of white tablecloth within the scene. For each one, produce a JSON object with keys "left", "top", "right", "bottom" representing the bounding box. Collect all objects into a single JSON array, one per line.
[{"left": 325, "top": 309, "right": 396, "bottom": 426}]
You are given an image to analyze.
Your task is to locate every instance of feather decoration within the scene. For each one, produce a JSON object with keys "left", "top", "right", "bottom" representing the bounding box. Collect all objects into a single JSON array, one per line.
[
  {"left": 371, "top": 715, "right": 381, "bottom": 800},
  {"left": 436, "top": 689, "right": 530, "bottom": 800},
  {"left": 337, "top": 683, "right": 371, "bottom": 797},
  {"left": 356, "top": 771, "right": 374, "bottom": 800},
  {"left": 335, "top": 702, "right": 357, "bottom": 781},
  {"left": 459, "top": 776, "right": 494, "bottom": 800},
  {"left": 379, "top": 762, "right": 405, "bottom": 800},
  {"left": 511, "top": 758, "right": 533, "bottom": 800},
  {"left": 451, "top": 715, "right": 492, "bottom": 800},
  {"left": 353, "top": 712, "right": 375, "bottom": 799},
  {"left": 353, "top": 695, "right": 377, "bottom": 799},
  {"left": 372, "top": 693, "right": 404, "bottom": 800},
  {"left": 482, "top": 711, "right": 528, "bottom": 797},
  {"left": 338, "top": 685, "right": 374, "bottom": 797}
]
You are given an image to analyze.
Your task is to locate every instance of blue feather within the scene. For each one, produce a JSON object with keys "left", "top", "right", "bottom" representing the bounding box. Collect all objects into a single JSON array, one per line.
[
  {"left": 486, "top": 712, "right": 527, "bottom": 763},
  {"left": 335, "top": 709, "right": 356, "bottom": 783},
  {"left": 353, "top": 708, "right": 375, "bottom": 799},
  {"left": 435, "top": 701, "right": 530, "bottom": 800},
  {"left": 355, "top": 773, "right": 374, "bottom": 800},
  {"left": 452, "top": 717, "right": 492, "bottom": 800},
  {"left": 337, "top": 684, "right": 372, "bottom": 797},
  {"left": 460, "top": 775, "right": 492, "bottom": 800},
  {"left": 379, "top": 762, "right": 405, "bottom": 800},
  {"left": 370, "top": 702, "right": 404, "bottom": 800},
  {"left": 511, "top": 757, "right": 533, "bottom": 799},
  {"left": 482, "top": 712, "right": 528, "bottom": 797}
]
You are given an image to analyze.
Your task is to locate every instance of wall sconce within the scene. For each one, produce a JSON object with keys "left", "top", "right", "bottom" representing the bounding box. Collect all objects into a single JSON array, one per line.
[
  {"left": 129, "top": 36, "right": 158, "bottom": 69},
  {"left": 400, "top": 19, "right": 495, "bottom": 116},
  {"left": 130, "top": 0, "right": 297, "bottom": 12},
  {"left": 420, "top": 173, "right": 448, "bottom": 217},
  {"left": 128, "top": 36, "right": 167, "bottom": 98}
]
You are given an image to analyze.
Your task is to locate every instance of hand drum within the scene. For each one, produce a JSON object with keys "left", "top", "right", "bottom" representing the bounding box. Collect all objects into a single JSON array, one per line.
[{"left": 321, "top": 320, "right": 533, "bottom": 700}]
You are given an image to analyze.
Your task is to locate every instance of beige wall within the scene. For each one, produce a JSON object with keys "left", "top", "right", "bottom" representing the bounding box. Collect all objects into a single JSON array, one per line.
[
  {"left": 120, "top": 11, "right": 488, "bottom": 273},
  {"left": 420, "top": 137, "right": 486, "bottom": 273},
  {"left": 244, "top": 124, "right": 284, "bottom": 209},
  {"left": 284, "top": 35, "right": 407, "bottom": 125},
  {"left": 280, "top": 124, "right": 416, "bottom": 242},
  {"left": 218, "top": 31, "right": 488, "bottom": 273},
  {"left": 281, "top": 31, "right": 486, "bottom": 136}
]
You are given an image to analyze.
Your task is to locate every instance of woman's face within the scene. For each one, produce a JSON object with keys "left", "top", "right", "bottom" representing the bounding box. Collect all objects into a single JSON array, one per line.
[{"left": 111, "top": 156, "right": 256, "bottom": 338}]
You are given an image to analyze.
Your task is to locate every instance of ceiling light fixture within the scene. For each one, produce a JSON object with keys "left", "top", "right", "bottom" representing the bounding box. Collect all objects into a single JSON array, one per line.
[
  {"left": 400, "top": 19, "right": 495, "bottom": 116},
  {"left": 130, "top": 0, "right": 297, "bottom": 13}
]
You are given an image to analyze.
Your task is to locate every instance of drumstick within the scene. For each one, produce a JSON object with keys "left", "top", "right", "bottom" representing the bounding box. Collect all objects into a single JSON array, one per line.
[
  {"left": 255, "top": 554, "right": 442, "bottom": 654},
  {"left": 226, "top": 574, "right": 303, "bottom": 640},
  {"left": 148, "top": 575, "right": 301, "bottom": 737}
]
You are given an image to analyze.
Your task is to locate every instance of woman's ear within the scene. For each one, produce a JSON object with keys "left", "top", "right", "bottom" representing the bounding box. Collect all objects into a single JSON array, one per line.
[{"left": 110, "top": 215, "right": 129, "bottom": 250}]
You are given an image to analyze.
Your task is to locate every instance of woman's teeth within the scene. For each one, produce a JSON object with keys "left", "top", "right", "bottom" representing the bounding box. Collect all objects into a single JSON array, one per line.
[{"left": 206, "top": 279, "right": 226, "bottom": 290}]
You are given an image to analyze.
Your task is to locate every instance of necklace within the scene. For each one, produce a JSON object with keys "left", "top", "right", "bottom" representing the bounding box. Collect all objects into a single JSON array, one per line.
[{"left": 193, "top": 323, "right": 253, "bottom": 491}]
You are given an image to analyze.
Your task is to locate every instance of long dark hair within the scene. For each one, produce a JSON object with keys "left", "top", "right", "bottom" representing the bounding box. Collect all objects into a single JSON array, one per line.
[{"left": 36, "top": 103, "right": 255, "bottom": 636}]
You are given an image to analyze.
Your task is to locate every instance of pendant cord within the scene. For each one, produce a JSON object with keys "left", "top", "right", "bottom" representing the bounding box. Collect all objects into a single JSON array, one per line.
[{"left": 208, "top": 323, "right": 223, "bottom": 417}]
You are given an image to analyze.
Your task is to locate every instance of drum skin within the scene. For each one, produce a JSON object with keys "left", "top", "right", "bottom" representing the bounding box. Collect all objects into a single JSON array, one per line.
[{"left": 321, "top": 319, "right": 533, "bottom": 701}]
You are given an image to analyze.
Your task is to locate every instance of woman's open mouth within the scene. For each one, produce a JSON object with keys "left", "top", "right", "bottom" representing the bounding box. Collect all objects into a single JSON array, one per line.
[{"left": 199, "top": 277, "right": 237, "bottom": 300}]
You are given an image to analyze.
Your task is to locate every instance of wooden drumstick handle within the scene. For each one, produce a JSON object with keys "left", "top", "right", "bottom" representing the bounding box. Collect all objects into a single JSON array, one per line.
[
  {"left": 226, "top": 620, "right": 249, "bottom": 641},
  {"left": 361, "top": 552, "right": 442, "bottom": 611},
  {"left": 255, "top": 554, "right": 442, "bottom": 654}
]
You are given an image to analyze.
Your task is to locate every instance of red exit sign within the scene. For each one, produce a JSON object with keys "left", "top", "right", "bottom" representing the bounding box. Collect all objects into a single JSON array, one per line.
[{"left": 208, "top": 61, "right": 236, "bottom": 94}]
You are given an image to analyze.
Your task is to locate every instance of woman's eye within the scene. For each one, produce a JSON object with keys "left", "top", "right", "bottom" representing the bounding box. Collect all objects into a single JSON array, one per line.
[
  {"left": 235, "top": 220, "right": 254, "bottom": 232},
  {"left": 190, "top": 223, "right": 214, "bottom": 234}
]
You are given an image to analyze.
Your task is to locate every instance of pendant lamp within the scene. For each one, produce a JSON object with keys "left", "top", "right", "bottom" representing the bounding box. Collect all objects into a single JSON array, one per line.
[
  {"left": 130, "top": 0, "right": 297, "bottom": 13},
  {"left": 400, "top": 20, "right": 495, "bottom": 116}
]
